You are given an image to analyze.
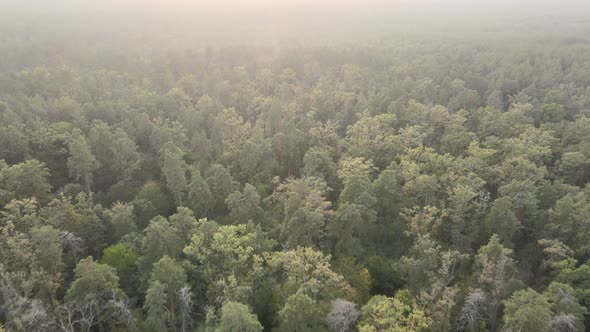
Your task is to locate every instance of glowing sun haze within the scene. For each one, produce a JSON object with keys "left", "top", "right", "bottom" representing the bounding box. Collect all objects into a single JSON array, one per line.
[
  {"left": 88, "top": 0, "right": 590, "bottom": 20},
  {"left": 0, "top": 0, "right": 513, "bottom": 11},
  {"left": 1, "top": 0, "right": 588, "bottom": 14},
  {"left": 87, "top": 0, "right": 487, "bottom": 8}
]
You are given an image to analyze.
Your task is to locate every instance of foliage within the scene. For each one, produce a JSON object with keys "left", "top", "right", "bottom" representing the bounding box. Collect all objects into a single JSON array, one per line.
[
  {"left": 1, "top": 11, "right": 590, "bottom": 330},
  {"left": 358, "top": 292, "right": 431, "bottom": 332},
  {"left": 216, "top": 301, "right": 263, "bottom": 332},
  {"left": 502, "top": 288, "right": 552, "bottom": 332}
]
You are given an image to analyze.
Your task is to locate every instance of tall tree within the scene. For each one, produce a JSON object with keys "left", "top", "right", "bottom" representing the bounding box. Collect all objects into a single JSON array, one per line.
[
  {"left": 544, "top": 282, "right": 586, "bottom": 332},
  {"left": 101, "top": 244, "right": 138, "bottom": 298},
  {"left": 66, "top": 131, "right": 99, "bottom": 193},
  {"left": 205, "top": 164, "right": 236, "bottom": 217},
  {"left": 502, "top": 288, "right": 552, "bottom": 332},
  {"left": 63, "top": 256, "right": 127, "bottom": 331},
  {"left": 187, "top": 167, "right": 214, "bottom": 218},
  {"left": 106, "top": 202, "right": 136, "bottom": 243},
  {"left": 161, "top": 142, "right": 188, "bottom": 207},
  {"left": 0, "top": 159, "right": 52, "bottom": 206},
  {"left": 225, "top": 183, "right": 267, "bottom": 227},
  {"left": 358, "top": 292, "right": 431, "bottom": 332},
  {"left": 144, "top": 256, "right": 188, "bottom": 331},
  {"left": 474, "top": 235, "right": 523, "bottom": 331},
  {"left": 278, "top": 291, "right": 328, "bottom": 332},
  {"left": 216, "top": 301, "right": 263, "bottom": 332},
  {"left": 271, "top": 177, "right": 333, "bottom": 249},
  {"left": 139, "top": 216, "right": 183, "bottom": 285}
]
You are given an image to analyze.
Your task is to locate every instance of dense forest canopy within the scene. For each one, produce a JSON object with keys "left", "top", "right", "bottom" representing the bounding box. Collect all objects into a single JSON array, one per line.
[{"left": 1, "top": 2, "right": 590, "bottom": 331}]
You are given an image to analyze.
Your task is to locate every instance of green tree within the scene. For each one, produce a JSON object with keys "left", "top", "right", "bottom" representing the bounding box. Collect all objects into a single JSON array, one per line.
[
  {"left": 544, "top": 282, "right": 586, "bottom": 332},
  {"left": 139, "top": 216, "right": 183, "bottom": 284},
  {"left": 358, "top": 292, "right": 430, "bottom": 332},
  {"left": 446, "top": 180, "right": 487, "bottom": 250},
  {"left": 554, "top": 259, "right": 590, "bottom": 324},
  {"left": 1, "top": 197, "right": 41, "bottom": 233},
  {"left": 485, "top": 197, "right": 519, "bottom": 248},
  {"left": 111, "top": 128, "right": 141, "bottom": 181},
  {"left": 0, "top": 159, "right": 52, "bottom": 205},
  {"left": 0, "top": 125, "right": 30, "bottom": 164},
  {"left": 106, "top": 202, "right": 137, "bottom": 243},
  {"left": 503, "top": 288, "right": 552, "bottom": 332},
  {"left": 271, "top": 177, "right": 333, "bottom": 249},
  {"left": 557, "top": 151, "right": 590, "bottom": 186},
  {"left": 65, "top": 256, "right": 123, "bottom": 302},
  {"left": 187, "top": 167, "right": 214, "bottom": 218},
  {"left": 101, "top": 244, "right": 138, "bottom": 298},
  {"left": 344, "top": 112, "right": 397, "bottom": 169},
  {"left": 88, "top": 121, "right": 117, "bottom": 189},
  {"left": 331, "top": 204, "right": 367, "bottom": 258},
  {"left": 66, "top": 131, "right": 99, "bottom": 193},
  {"left": 548, "top": 190, "right": 590, "bottom": 257},
  {"left": 216, "top": 301, "right": 263, "bottom": 332},
  {"left": 161, "top": 142, "right": 188, "bottom": 206},
  {"left": 338, "top": 157, "right": 377, "bottom": 208},
  {"left": 271, "top": 116, "right": 307, "bottom": 178},
  {"left": 183, "top": 221, "right": 274, "bottom": 307},
  {"left": 135, "top": 180, "right": 175, "bottom": 222},
  {"left": 475, "top": 235, "right": 523, "bottom": 331},
  {"left": 31, "top": 225, "right": 62, "bottom": 278},
  {"left": 144, "top": 280, "right": 170, "bottom": 331},
  {"left": 144, "top": 256, "right": 188, "bottom": 331},
  {"left": 63, "top": 256, "right": 126, "bottom": 331},
  {"left": 371, "top": 162, "right": 404, "bottom": 253},
  {"left": 205, "top": 164, "right": 236, "bottom": 217},
  {"left": 266, "top": 247, "right": 351, "bottom": 303},
  {"left": 225, "top": 183, "right": 267, "bottom": 227},
  {"left": 333, "top": 257, "right": 372, "bottom": 304},
  {"left": 277, "top": 291, "right": 328, "bottom": 332},
  {"left": 169, "top": 207, "right": 198, "bottom": 243},
  {"left": 302, "top": 146, "right": 339, "bottom": 196},
  {"left": 397, "top": 235, "right": 465, "bottom": 331}
]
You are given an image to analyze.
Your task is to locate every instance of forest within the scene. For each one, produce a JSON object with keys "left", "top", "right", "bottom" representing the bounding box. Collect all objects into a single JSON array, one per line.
[{"left": 1, "top": 2, "right": 590, "bottom": 331}]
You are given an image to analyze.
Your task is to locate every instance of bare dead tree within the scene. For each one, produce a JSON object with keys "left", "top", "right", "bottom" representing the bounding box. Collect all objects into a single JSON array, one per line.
[
  {"left": 58, "top": 294, "right": 134, "bottom": 332},
  {"left": 0, "top": 266, "right": 50, "bottom": 332},
  {"left": 58, "top": 296, "right": 102, "bottom": 332},
  {"left": 107, "top": 297, "right": 136, "bottom": 331},
  {"left": 178, "top": 286, "right": 195, "bottom": 332},
  {"left": 454, "top": 289, "right": 486, "bottom": 332},
  {"left": 59, "top": 231, "right": 83, "bottom": 259},
  {"left": 326, "top": 298, "right": 360, "bottom": 332},
  {"left": 551, "top": 314, "right": 578, "bottom": 332}
]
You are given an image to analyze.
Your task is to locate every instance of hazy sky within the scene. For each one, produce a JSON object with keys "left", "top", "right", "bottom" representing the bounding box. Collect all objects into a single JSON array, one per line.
[
  {"left": 1, "top": 0, "right": 589, "bottom": 44},
  {"left": 2, "top": 0, "right": 589, "bottom": 12},
  {"left": 1, "top": 0, "right": 589, "bottom": 53}
]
